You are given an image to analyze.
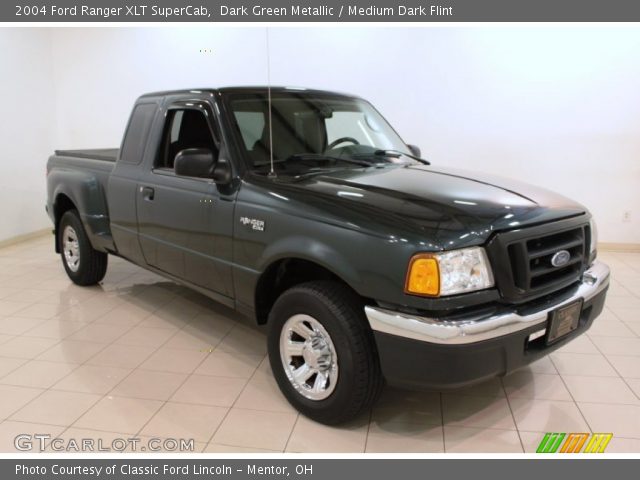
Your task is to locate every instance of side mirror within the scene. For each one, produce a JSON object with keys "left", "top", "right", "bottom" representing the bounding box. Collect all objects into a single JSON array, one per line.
[
  {"left": 407, "top": 144, "right": 421, "bottom": 158},
  {"left": 174, "top": 148, "right": 215, "bottom": 178},
  {"left": 212, "top": 161, "right": 232, "bottom": 185}
]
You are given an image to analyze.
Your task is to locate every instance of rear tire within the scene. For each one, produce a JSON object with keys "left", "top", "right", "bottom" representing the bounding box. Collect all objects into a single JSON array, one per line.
[
  {"left": 267, "top": 281, "right": 383, "bottom": 424},
  {"left": 58, "top": 210, "right": 108, "bottom": 286}
]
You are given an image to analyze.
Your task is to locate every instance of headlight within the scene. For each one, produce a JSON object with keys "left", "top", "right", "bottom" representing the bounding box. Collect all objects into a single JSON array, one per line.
[
  {"left": 405, "top": 247, "right": 495, "bottom": 297},
  {"left": 589, "top": 218, "right": 598, "bottom": 255}
]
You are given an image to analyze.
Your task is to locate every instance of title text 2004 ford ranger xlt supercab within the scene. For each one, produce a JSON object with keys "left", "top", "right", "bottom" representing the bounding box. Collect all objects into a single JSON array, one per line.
[{"left": 47, "top": 87, "right": 610, "bottom": 424}]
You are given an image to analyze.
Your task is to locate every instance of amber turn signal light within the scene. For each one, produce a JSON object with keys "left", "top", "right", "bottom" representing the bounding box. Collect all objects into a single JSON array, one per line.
[{"left": 405, "top": 254, "right": 440, "bottom": 296}]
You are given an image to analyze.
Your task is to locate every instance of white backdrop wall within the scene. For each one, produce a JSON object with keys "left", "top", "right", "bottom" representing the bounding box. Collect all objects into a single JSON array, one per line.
[
  {"left": 0, "top": 29, "right": 56, "bottom": 241},
  {"left": 269, "top": 27, "right": 640, "bottom": 245},
  {"left": 50, "top": 28, "right": 269, "bottom": 148},
  {"left": 2, "top": 27, "right": 639, "bottom": 244}
]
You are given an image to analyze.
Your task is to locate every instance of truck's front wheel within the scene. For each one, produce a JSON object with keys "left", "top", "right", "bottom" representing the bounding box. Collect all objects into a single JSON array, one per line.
[
  {"left": 267, "top": 281, "right": 383, "bottom": 424},
  {"left": 59, "top": 210, "right": 108, "bottom": 286}
]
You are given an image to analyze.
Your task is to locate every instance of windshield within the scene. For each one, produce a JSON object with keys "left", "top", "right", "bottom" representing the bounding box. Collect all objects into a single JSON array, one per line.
[{"left": 226, "top": 91, "right": 415, "bottom": 176}]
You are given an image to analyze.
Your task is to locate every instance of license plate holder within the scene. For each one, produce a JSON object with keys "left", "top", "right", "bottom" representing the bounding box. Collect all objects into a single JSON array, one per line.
[{"left": 546, "top": 299, "right": 583, "bottom": 344}]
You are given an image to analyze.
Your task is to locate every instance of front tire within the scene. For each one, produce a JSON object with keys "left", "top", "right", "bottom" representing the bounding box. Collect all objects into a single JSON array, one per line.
[
  {"left": 58, "top": 210, "right": 108, "bottom": 286},
  {"left": 267, "top": 281, "right": 383, "bottom": 424}
]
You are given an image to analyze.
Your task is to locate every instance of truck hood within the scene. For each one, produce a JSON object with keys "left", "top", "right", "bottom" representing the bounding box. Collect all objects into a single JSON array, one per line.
[{"left": 272, "top": 163, "right": 587, "bottom": 249}]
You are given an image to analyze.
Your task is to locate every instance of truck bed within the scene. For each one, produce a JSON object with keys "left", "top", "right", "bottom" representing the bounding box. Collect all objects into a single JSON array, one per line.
[{"left": 54, "top": 148, "right": 119, "bottom": 162}]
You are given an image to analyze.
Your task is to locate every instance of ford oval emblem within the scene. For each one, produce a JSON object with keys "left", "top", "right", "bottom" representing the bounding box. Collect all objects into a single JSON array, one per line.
[{"left": 551, "top": 250, "right": 571, "bottom": 267}]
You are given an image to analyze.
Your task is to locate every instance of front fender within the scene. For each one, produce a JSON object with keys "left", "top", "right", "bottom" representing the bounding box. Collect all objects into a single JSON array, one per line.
[{"left": 258, "top": 235, "right": 363, "bottom": 293}]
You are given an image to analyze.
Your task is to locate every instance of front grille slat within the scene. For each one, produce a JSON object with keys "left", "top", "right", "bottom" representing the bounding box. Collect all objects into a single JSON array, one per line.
[
  {"left": 530, "top": 256, "right": 582, "bottom": 278},
  {"left": 530, "top": 267, "right": 582, "bottom": 290},
  {"left": 528, "top": 237, "right": 584, "bottom": 259}
]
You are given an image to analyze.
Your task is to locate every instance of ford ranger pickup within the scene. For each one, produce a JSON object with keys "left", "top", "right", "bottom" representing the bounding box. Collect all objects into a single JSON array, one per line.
[{"left": 46, "top": 87, "right": 610, "bottom": 424}]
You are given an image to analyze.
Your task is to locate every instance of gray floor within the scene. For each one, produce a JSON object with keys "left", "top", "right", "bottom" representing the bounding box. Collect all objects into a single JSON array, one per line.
[{"left": 0, "top": 236, "right": 639, "bottom": 453}]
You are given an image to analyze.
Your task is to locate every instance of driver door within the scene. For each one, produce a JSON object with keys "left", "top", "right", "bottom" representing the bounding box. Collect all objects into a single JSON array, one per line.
[{"left": 136, "top": 101, "right": 234, "bottom": 298}]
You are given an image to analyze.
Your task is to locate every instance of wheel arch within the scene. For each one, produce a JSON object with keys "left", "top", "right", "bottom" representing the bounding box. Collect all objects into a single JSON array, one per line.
[
  {"left": 48, "top": 169, "right": 112, "bottom": 253},
  {"left": 52, "top": 192, "right": 78, "bottom": 253},
  {"left": 254, "top": 255, "right": 367, "bottom": 325}
]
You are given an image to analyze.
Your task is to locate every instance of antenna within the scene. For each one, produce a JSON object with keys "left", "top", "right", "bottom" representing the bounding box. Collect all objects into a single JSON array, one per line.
[{"left": 266, "top": 28, "right": 275, "bottom": 178}]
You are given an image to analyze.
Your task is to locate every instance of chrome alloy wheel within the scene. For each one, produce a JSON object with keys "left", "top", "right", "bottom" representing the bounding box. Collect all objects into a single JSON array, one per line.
[
  {"left": 62, "top": 225, "right": 80, "bottom": 272},
  {"left": 279, "top": 314, "right": 339, "bottom": 401}
]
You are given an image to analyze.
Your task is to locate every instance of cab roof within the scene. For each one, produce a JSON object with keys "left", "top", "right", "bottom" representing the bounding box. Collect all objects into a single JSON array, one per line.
[{"left": 139, "top": 86, "right": 360, "bottom": 100}]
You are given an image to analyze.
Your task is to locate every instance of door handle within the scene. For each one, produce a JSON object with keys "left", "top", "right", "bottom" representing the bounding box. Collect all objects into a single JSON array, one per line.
[{"left": 140, "top": 186, "right": 155, "bottom": 201}]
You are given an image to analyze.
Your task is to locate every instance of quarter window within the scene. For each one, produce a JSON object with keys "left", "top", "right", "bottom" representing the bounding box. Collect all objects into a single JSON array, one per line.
[{"left": 120, "top": 103, "right": 157, "bottom": 164}]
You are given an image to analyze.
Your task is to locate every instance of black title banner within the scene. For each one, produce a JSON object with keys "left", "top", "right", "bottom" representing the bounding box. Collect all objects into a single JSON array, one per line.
[
  {"left": 5, "top": 459, "right": 640, "bottom": 480},
  {"left": 6, "top": 0, "right": 640, "bottom": 22}
]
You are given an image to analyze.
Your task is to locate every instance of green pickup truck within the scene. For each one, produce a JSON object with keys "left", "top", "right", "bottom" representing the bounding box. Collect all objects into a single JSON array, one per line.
[{"left": 46, "top": 87, "right": 610, "bottom": 424}]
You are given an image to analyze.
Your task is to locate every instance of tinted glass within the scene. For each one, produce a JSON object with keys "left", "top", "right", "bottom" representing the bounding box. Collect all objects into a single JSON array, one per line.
[
  {"left": 228, "top": 92, "right": 414, "bottom": 176},
  {"left": 157, "top": 108, "right": 216, "bottom": 169},
  {"left": 120, "top": 103, "right": 157, "bottom": 164}
]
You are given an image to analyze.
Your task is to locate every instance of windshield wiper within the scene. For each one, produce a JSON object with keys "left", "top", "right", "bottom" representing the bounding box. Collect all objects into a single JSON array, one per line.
[
  {"left": 355, "top": 149, "right": 430, "bottom": 165},
  {"left": 284, "top": 153, "right": 374, "bottom": 168}
]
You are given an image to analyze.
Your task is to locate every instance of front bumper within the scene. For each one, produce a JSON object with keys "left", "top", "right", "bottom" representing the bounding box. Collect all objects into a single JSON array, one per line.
[{"left": 365, "top": 261, "right": 610, "bottom": 389}]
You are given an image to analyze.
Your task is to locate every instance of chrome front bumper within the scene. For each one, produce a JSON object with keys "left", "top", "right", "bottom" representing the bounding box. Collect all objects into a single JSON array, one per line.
[{"left": 365, "top": 261, "right": 610, "bottom": 345}]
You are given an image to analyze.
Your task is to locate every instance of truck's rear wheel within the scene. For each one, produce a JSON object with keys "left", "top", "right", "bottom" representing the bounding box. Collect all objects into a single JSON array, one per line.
[
  {"left": 267, "top": 281, "right": 383, "bottom": 424},
  {"left": 59, "top": 210, "right": 108, "bottom": 286}
]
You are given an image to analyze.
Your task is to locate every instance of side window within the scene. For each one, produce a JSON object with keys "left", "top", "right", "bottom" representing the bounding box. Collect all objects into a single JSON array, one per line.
[
  {"left": 156, "top": 108, "right": 217, "bottom": 170},
  {"left": 120, "top": 103, "right": 157, "bottom": 164},
  {"left": 169, "top": 110, "right": 184, "bottom": 144}
]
